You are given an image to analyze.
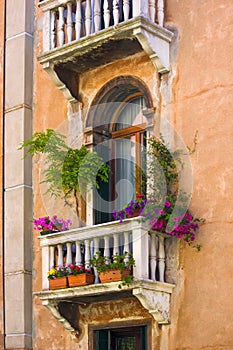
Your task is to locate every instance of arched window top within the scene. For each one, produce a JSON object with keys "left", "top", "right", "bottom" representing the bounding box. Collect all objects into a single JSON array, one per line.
[
  {"left": 113, "top": 95, "right": 147, "bottom": 131},
  {"left": 85, "top": 76, "right": 153, "bottom": 130}
]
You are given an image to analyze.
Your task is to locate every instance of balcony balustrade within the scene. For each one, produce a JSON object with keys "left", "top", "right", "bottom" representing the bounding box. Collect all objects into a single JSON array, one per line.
[
  {"left": 36, "top": 217, "right": 175, "bottom": 333},
  {"left": 40, "top": 217, "right": 175, "bottom": 290},
  {"left": 38, "top": 0, "right": 173, "bottom": 101},
  {"left": 39, "top": 0, "right": 165, "bottom": 52}
]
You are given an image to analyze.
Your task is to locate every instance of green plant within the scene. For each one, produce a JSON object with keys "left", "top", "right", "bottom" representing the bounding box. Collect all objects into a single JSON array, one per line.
[
  {"left": 18, "top": 129, "right": 110, "bottom": 226},
  {"left": 90, "top": 251, "right": 135, "bottom": 288}
]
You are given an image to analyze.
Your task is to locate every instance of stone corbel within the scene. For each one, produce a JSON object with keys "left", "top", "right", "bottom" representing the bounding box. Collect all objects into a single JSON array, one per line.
[
  {"left": 41, "top": 61, "right": 79, "bottom": 103},
  {"left": 133, "top": 283, "right": 174, "bottom": 324},
  {"left": 134, "top": 24, "right": 174, "bottom": 74},
  {"left": 42, "top": 300, "right": 79, "bottom": 335}
]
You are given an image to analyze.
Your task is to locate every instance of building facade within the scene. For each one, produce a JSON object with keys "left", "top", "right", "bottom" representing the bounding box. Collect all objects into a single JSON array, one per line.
[{"left": 0, "top": 0, "right": 233, "bottom": 349}]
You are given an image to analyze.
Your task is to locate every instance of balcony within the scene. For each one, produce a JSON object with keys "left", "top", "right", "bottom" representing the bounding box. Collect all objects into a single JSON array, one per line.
[
  {"left": 38, "top": 0, "right": 174, "bottom": 101},
  {"left": 35, "top": 217, "right": 176, "bottom": 335}
]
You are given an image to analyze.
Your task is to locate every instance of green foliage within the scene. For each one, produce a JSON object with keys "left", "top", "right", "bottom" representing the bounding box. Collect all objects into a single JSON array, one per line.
[
  {"left": 18, "top": 129, "right": 67, "bottom": 158},
  {"left": 90, "top": 251, "right": 135, "bottom": 288},
  {"left": 19, "top": 129, "right": 110, "bottom": 220}
]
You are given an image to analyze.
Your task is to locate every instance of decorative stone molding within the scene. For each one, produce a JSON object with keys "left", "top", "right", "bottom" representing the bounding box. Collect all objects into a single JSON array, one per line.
[
  {"left": 35, "top": 279, "right": 174, "bottom": 335},
  {"left": 38, "top": 17, "right": 173, "bottom": 102}
]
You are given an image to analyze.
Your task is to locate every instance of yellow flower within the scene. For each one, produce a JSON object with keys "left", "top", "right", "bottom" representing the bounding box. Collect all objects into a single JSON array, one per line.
[{"left": 48, "top": 268, "right": 56, "bottom": 277}]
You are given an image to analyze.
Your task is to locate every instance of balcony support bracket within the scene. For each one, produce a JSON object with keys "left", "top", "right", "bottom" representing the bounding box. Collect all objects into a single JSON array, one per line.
[
  {"left": 42, "top": 299, "right": 79, "bottom": 336},
  {"left": 42, "top": 61, "right": 79, "bottom": 103},
  {"left": 133, "top": 282, "right": 174, "bottom": 324}
]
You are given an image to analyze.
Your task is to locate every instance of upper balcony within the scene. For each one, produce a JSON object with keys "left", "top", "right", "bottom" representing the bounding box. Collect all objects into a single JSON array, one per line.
[
  {"left": 38, "top": 0, "right": 174, "bottom": 101},
  {"left": 35, "top": 217, "right": 176, "bottom": 335}
]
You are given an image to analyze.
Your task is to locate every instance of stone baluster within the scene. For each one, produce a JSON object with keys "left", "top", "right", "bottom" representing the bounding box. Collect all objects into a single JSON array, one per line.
[
  {"left": 123, "top": 0, "right": 130, "bottom": 21},
  {"left": 113, "top": 0, "right": 120, "bottom": 25},
  {"left": 158, "top": 235, "right": 165, "bottom": 282},
  {"left": 84, "top": 239, "right": 91, "bottom": 268},
  {"left": 75, "top": 241, "right": 82, "bottom": 265},
  {"left": 94, "top": 0, "right": 101, "bottom": 32},
  {"left": 50, "top": 10, "right": 56, "bottom": 49},
  {"left": 85, "top": 0, "right": 92, "bottom": 36},
  {"left": 49, "top": 246, "right": 55, "bottom": 268},
  {"left": 157, "top": 0, "right": 164, "bottom": 26},
  {"left": 76, "top": 0, "right": 82, "bottom": 40},
  {"left": 42, "top": 246, "right": 50, "bottom": 290},
  {"left": 148, "top": 0, "right": 156, "bottom": 22},
  {"left": 123, "top": 231, "right": 130, "bottom": 263},
  {"left": 149, "top": 233, "right": 157, "bottom": 280},
  {"left": 132, "top": 226, "right": 149, "bottom": 279},
  {"left": 113, "top": 233, "right": 120, "bottom": 255},
  {"left": 58, "top": 6, "right": 65, "bottom": 46},
  {"left": 66, "top": 242, "right": 72, "bottom": 265},
  {"left": 57, "top": 243, "right": 64, "bottom": 266},
  {"left": 103, "top": 0, "right": 110, "bottom": 28},
  {"left": 67, "top": 2, "right": 73, "bottom": 42},
  {"left": 104, "top": 235, "right": 110, "bottom": 263},
  {"left": 93, "top": 237, "right": 100, "bottom": 283}
]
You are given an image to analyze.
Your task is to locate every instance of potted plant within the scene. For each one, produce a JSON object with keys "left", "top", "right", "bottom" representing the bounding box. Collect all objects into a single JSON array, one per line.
[
  {"left": 112, "top": 193, "right": 148, "bottom": 222},
  {"left": 33, "top": 215, "right": 72, "bottom": 235},
  {"left": 90, "top": 251, "right": 135, "bottom": 287},
  {"left": 67, "top": 265, "right": 94, "bottom": 287},
  {"left": 47, "top": 265, "right": 69, "bottom": 290},
  {"left": 18, "top": 129, "right": 110, "bottom": 226}
]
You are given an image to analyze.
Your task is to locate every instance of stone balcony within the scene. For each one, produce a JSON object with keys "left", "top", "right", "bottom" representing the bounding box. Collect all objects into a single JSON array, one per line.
[
  {"left": 38, "top": 0, "right": 174, "bottom": 101},
  {"left": 35, "top": 217, "right": 176, "bottom": 334}
]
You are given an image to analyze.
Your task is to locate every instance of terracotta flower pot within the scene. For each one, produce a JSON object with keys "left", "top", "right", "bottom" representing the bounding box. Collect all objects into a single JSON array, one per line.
[
  {"left": 68, "top": 273, "right": 95, "bottom": 287},
  {"left": 126, "top": 208, "right": 141, "bottom": 218},
  {"left": 49, "top": 277, "right": 68, "bottom": 290},
  {"left": 99, "top": 268, "right": 131, "bottom": 283}
]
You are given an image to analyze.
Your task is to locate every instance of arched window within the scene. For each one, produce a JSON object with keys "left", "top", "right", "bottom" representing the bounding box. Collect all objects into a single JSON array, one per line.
[{"left": 85, "top": 77, "right": 153, "bottom": 224}]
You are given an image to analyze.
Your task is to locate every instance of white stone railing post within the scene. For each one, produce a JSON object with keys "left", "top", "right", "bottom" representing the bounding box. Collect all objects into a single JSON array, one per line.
[
  {"left": 85, "top": 0, "right": 92, "bottom": 36},
  {"left": 75, "top": 241, "right": 82, "bottom": 265},
  {"left": 149, "top": 232, "right": 157, "bottom": 281},
  {"left": 76, "top": 0, "right": 82, "bottom": 40},
  {"left": 132, "top": 225, "right": 149, "bottom": 279},
  {"left": 157, "top": 0, "right": 164, "bottom": 26},
  {"left": 103, "top": 0, "right": 110, "bottom": 28},
  {"left": 58, "top": 6, "right": 65, "bottom": 46},
  {"left": 132, "top": 0, "right": 149, "bottom": 20},
  {"left": 66, "top": 242, "right": 73, "bottom": 264},
  {"left": 67, "top": 2, "right": 73, "bottom": 43},
  {"left": 148, "top": 0, "right": 156, "bottom": 22},
  {"left": 50, "top": 10, "right": 56, "bottom": 49},
  {"left": 42, "top": 246, "right": 50, "bottom": 290},
  {"left": 158, "top": 235, "right": 165, "bottom": 282},
  {"left": 94, "top": 0, "right": 101, "bottom": 32},
  {"left": 123, "top": 0, "right": 130, "bottom": 21}
]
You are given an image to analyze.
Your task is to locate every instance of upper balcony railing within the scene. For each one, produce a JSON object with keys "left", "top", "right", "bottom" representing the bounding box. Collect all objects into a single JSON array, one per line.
[{"left": 39, "top": 0, "right": 165, "bottom": 52}]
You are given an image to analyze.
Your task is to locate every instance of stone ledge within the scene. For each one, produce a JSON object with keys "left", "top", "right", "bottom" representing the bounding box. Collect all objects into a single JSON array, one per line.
[
  {"left": 38, "top": 16, "right": 173, "bottom": 101},
  {"left": 34, "top": 279, "right": 175, "bottom": 335}
]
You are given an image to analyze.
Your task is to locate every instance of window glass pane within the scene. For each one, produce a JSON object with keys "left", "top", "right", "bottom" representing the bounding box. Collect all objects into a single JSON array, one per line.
[
  {"left": 116, "top": 336, "right": 136, "bottom": 350},
  {"left": 114, "top": 96, "right": 146, "bottom": 131}
]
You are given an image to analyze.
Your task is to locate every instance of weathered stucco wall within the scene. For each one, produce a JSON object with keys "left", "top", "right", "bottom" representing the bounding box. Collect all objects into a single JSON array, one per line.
[{"left": 32, "top": 0, "right": 233, "bottom": 349}]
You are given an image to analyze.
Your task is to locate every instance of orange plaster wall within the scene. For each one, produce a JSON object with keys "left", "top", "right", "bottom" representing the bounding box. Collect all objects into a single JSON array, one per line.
[
  {"left": 32, "top": 1, "right": 233, "bottom": 349},
  {"left": 162, "top": 1, "right": 233, "bottom": 349}
]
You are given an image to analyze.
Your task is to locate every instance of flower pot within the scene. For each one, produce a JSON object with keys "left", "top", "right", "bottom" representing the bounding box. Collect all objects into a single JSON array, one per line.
[
  {"left": 126, "top": 208, "right": 141, "bottom": 218},
  {"left": 68, "top": 273, "right": 95, "bottom": 287},
  {"left": 99, "top": 268, "right": 131, "bottom": 283},
  {"left": 49, "top": 277, "right": 68, "bottom": 290},
  {"left": 40, "top": 229, "right": 59, "bottom": 235}
]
